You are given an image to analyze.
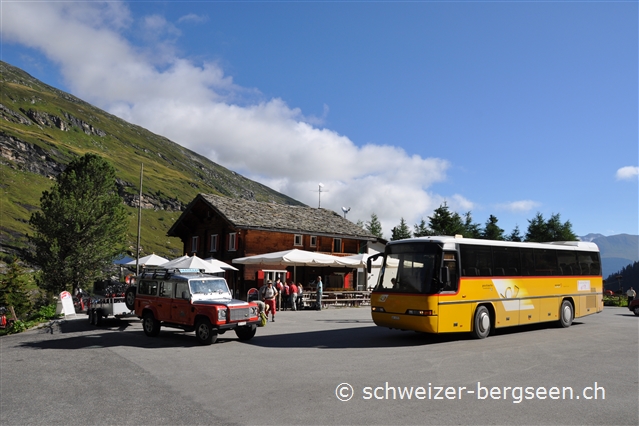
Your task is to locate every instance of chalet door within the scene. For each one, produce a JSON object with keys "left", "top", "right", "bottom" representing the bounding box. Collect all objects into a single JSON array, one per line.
[{"left": 263, "top": 270, "right": 287, "bottom": 284}]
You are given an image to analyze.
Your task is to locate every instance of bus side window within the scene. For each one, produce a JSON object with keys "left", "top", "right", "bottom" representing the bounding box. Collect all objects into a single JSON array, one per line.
[{"left": 521, "top": 249, "right": 534, "bottom": 276}]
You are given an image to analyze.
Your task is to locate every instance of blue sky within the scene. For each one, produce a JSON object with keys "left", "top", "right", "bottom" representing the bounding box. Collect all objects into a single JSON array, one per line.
[{"left": 1, "top": 1, "right": 637, "bottom": 239}]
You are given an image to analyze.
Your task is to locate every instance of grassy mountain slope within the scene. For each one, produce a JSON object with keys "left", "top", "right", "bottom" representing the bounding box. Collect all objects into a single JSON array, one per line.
[{"left": 0, "top": 61, "right": 303, "bottom": 262}]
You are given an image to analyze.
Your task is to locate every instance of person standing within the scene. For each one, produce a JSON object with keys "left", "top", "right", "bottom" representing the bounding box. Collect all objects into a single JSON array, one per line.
[
  {"left": 289, "top": 282, "right": 298, "bottom": 311},
  {"left": 315, "top": 276, "right": 323, "bottom": 311},
  {"left": 627, "top": 287, "right": 636, "bottom": 305},
  {"left": 282, "top": 281, "right": 290, "bottom": 310},
  {"left": 297, "top": 283, "right": 304, "bottom": 310},
  {"left": 261, "top": 280, "right": 278, "bottom": 322},
  {"left": 275, "top": 278, "right": 283, "bottom": 311}
]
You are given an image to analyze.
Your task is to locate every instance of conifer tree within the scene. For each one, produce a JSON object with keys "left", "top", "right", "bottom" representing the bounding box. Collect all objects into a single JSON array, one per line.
[
  {"left": 0, "top": 258, "right": 32, "bottom": 317},
  {"left": 391, "top": 218, "right": 412, "bottom": 241},
  {"left": 366, "top": 213, "right": 383, "bottom": 238},
  {"left": 29, "top": 153, "right": 128, "bottom": 294},
  {"left": 413, "top": 218, "right": 431, "bottom": 237},
  {"left": 428, "top": 203, "right": 465, "bottom": 236},
  {"left": 481, "top": 215, "right": 505, "bottom": 240}
]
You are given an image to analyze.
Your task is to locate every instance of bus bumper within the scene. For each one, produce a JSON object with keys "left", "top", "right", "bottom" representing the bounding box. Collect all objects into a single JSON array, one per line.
[{"left": 372, "top": 312, "right": 438, "bottom": 333}]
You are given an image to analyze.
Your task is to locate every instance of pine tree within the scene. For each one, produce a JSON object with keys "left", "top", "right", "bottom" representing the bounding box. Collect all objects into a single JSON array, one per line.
[
  {"left": 391, "top": 218, "right": 412, "bottom": 241},
  {"left": 505, "top": 225, "right": 523, "bottom": 242},
  {"left": 428, "top": 203, "right": 465, "bottom": 236},
  {"left": 0, "top": 258, "right": 32, "bottom": 317},
  {"left": 463, "top": 212, "right": 482, "bottom": 238},
  {"left": 481, "top": 215, "right": 505, "bottom": 240},
  {"left": 29, "top": 153, "right": 128, "bottom": 294},
  {"left": 366, "top": 213, "right": 383, "bottom": 238},
  {"left": 524, "top": 212, "right": 577, "bottom": 242},
  {"left": 413, "top": 218, "right": 431, "bottom": 237}
]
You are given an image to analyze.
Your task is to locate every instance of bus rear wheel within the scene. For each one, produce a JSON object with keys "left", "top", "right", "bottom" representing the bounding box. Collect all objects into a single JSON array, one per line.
[
  {"left": 559, "top": 300, "right": 573, "bottom": 328},
  {"left": 472, "top": 306, "right": 491, "bottom": 339}
]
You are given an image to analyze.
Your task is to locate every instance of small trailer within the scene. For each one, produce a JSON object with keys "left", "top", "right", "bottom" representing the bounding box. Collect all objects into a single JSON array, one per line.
[{"left": 88, "top": 280, "right": 135, "bottom": 326}]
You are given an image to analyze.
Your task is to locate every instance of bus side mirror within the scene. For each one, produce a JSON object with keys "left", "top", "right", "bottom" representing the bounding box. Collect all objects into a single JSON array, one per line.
[{"left": 367, "top": 253, "right": 382, "bottom": 273}]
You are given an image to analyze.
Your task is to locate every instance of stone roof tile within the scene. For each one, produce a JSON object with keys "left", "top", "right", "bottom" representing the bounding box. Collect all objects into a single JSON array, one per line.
[{"left": 200, "top": 193, "right": 375, "bottom": 239}]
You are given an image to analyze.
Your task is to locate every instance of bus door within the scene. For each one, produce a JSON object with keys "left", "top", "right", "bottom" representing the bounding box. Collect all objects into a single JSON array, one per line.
[{"left": 438, "top": 252, "right": 471, "bottom": 332}]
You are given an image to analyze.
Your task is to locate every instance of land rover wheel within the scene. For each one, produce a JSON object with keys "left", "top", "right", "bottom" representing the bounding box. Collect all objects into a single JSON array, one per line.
[
  {"left": 235, "top": 324, "right": 257, "bottom": 341},
  {"left": 634, "top": 306, "right": 639, "bottom": 317},
  {"left": 125, "top": 286, "right": 136, "bottom": 310},
  {"left": 472, "top": 306, "right": 491, "bottom": 339},
  {"left": 558, "top": 300, "right": 573, "bottom": 328},
  {"left": 95, "top": 309, "right": 103, "bottom": 326},
  {"left": 195, "top": 318, "right": 217, "bottom": 345},
  {"left": 142, "top": 312, "right": 160, "bottom": 337},
  {"left": 88, "top": 309, "right": 94, "bottom": 324}
]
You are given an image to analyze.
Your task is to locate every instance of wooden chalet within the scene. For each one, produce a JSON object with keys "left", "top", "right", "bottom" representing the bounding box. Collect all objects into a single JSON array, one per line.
[{"left": 167, "top": 194, "right": 376, "bottom": 298}]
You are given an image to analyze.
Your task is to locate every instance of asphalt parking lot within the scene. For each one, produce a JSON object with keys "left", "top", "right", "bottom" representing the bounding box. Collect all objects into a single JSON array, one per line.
[{"left": 1, "top": 306, "right": 637, "bottom": 425}]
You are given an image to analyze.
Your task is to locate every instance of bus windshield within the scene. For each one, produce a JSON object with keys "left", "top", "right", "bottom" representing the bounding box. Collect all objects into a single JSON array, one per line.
[{"left": 375, "top": 242, "right": 441, "bottom": 294}]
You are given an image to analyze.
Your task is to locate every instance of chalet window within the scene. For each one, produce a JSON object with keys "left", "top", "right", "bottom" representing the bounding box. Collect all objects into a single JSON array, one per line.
[
  {"left": 310, "top": 236, "right": 317, "bottom": 247},
  {"left": 191, "top": 236, "right": 199, "bottom": 253},
  {"left": 333, "top": 238, "right": 342, "bottom": 253},
  {"left": 228, "top": 232, "right": 237, "bottom": 251},
  {"left": 294, "top": 234, "right": 303, "bottom": 246},
  {"left": 210, "top": 234, "right": 218, "bottom": 252}
]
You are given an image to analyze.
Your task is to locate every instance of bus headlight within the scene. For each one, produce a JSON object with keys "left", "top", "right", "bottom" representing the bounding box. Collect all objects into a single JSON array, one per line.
[{"left": 371, "top": 306, "right": 386, "bottom": 313}]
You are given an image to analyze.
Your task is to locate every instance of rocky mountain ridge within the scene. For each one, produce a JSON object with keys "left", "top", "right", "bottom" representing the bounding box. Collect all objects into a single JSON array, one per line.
[{"left": 0, "top": 61, "right": 303, "bottom": 260}]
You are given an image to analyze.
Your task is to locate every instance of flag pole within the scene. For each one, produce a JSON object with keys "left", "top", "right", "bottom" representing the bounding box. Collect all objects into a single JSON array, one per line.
[{"left": 135, "top": 163, "right": 143, "bottom": 275}]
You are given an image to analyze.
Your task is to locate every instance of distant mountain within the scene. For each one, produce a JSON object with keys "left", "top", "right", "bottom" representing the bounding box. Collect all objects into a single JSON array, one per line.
[
  {"left": 578, "top": 233, "right": 605, "bottom": 242},
  {"left": 579, "top": 234, "right": 639, "bottom": 278},
  {"left": 0, "top": 61, "right": 304, "bottom": 262}
]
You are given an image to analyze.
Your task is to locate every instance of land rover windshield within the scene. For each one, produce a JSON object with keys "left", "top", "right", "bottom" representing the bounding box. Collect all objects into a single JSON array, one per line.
[
  {"left": 189, "top": 278, "right": 231, "bottom": 301},
  {"left": 375, "top": 242, "right": 442, "bottom": 294}
]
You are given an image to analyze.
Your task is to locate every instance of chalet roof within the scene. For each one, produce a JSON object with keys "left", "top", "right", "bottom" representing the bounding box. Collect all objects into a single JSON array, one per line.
[{"left": 196, "top": 193, "right": 376, "bottom": 240}]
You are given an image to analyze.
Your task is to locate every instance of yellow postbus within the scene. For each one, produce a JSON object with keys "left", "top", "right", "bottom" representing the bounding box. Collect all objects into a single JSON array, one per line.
[{"left": 368, "top": 236, "right": 603, "bottom": 338}]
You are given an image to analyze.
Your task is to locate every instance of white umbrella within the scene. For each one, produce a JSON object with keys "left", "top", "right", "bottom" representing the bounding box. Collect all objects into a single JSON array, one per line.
[
  {"left": 160, "top": 255, "right": 225, "bottom": 274},
  {"left": 232, "top": 249, "right": 345, "bottom": 267},
  {"left": 232, "top": 249, "right": 356, "bottom": 283},
  {"left": 336, "top": 253, "right": 382, "bottom": 268},
  {"left": 159, "top": 255, "right": 189, "bottom": 267},
  {"left": 203, "top": 257, "right": 239, "bottom": 271},
  {"left": 125, "top": 254, "right": 169, "bottom": 268}
]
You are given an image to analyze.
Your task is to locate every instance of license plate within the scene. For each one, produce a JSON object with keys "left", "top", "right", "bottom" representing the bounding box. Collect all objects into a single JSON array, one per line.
[
  {"left": 238, "top": 321, "right": 246, "bottom": 326},
  {"left": 391, "top": 316, "right": 400, "bottom": 320}
]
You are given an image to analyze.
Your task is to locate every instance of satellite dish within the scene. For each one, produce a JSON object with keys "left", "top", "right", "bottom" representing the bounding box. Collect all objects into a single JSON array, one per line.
[
  {"left": 318, "top": 183, "right": 324, "bottom": 188},
  {"left": 341, "top": 207, "right": 351, "bottom": 213}
]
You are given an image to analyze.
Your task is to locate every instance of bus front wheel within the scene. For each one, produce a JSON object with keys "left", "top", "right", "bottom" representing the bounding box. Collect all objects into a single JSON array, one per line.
[
  {"left": 559, "top": 300, "right": 573, "bottom": 328},
  {"left": 472, "top": 306, "right": 491, "bottom": 339}
]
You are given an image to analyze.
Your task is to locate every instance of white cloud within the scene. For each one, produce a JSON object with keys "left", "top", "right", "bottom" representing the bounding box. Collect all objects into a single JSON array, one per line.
[
  {"left": 1, "top": 1, "right": 457, "bottom": 239},
  {"left": 496, "top": 200, "right": 541, "bottom": 213},
  {"left": 177, "top": 13, "right": 209, "bottom": 25},
  {"left": 616, "top": 166, "right": 639, "bottom": 181}
]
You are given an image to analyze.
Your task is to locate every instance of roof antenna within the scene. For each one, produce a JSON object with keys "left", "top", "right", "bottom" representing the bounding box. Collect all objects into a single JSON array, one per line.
[{"left": 312, "top": 183, "right": 328, "bottom": 208}]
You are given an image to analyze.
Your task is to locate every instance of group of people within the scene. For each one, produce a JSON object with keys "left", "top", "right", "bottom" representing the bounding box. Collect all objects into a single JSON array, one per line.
[{"left": 257, "top": 276, "right": 324, "bottom": 322}]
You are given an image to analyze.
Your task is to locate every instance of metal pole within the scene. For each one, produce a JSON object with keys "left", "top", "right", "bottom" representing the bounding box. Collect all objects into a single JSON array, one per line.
[{"left": 135, "top": 163, "right": 143, "bottom": 275}]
